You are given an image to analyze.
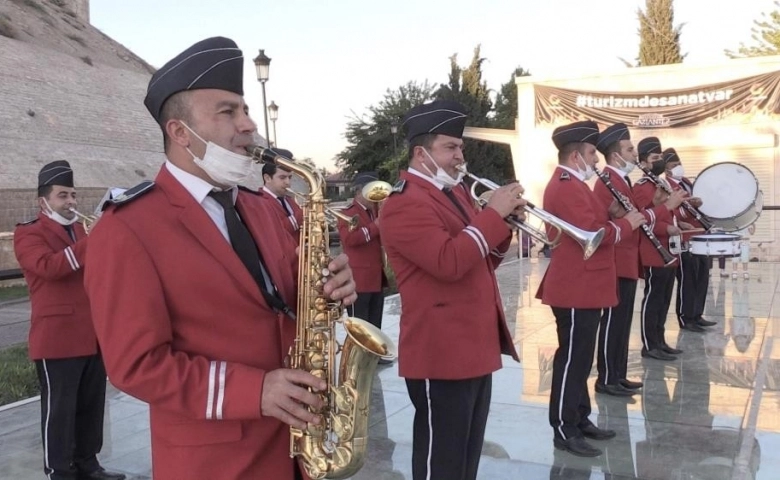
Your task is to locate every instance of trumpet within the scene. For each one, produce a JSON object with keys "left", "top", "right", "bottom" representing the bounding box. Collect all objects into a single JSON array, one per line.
[
  {"left": 361, "top": 180, "right": 393, "bottom": 203},
  {"left": 68, "top": 208, "right": 98, "bottom": 234},
  {"left": 455, "top": 165, "right": 605, "bottom": 260}
]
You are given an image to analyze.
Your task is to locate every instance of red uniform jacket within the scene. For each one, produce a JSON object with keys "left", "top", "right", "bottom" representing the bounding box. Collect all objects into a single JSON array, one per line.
[
  {"left": 258, "top": 188, "right": 304, "bottom": 242},
  {"left": 379, "top": 171, "right": 517, "bottom": 380},
  {"left": 14, "top": 214, "right": 96, "bottom": 360},
  {"left": 337, "top": 199, "right": 386, "bottom": 293},
  {"left": 633, "top": 176, "right": 679, "bottom": 268},
  {"left": 84, "top": 166, "right": 304, "bottom": 480},
  {"left": 535, "top": 167, "right": 632, "bottom": 309},
  {"left": 593, "top": 167, "right": 671, "bottom": 279}
]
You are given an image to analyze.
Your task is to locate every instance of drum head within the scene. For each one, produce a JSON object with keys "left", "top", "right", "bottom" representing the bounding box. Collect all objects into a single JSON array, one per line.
[{"left": 693, "top": 162, "right": 758, "bottom": 219}]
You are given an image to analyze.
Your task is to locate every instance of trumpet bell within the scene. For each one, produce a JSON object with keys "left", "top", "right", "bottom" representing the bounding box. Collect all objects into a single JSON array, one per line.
[{"left": 361, "top": 180, "right": 393, "bottom": 202}]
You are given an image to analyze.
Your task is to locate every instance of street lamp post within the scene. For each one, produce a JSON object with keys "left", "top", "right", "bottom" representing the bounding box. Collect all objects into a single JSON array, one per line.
[
  {"left": 252, "top": 49, "right": 272, "bottom": 144},
  {"left": 268, "top": 101, "right": 279, "bottom": 147},
  {"left": 390, "top": 123, "right": 399, "bottom": 178}
]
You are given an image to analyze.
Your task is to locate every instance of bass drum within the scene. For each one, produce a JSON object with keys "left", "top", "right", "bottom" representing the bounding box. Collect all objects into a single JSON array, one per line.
[{"left": 692, "top": 162, "right": 763, "bottom": 232}]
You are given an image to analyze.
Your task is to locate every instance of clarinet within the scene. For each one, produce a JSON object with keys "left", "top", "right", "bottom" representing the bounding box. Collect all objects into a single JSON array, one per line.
[
  {"left": 632, "top": 160, "right": 713, "bottom": 230},
  {"left": 594, "top": 165, "right": 677, "bottom": 266}
]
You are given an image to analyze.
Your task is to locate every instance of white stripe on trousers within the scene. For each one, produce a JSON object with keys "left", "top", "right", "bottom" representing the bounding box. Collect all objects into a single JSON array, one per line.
[
  {"left": 425, "top": 379, "right": 433, "bottom": 480},
  {"left": 602, "top": 307, "right": 613, "bottom": 384},
  {"left": 641, "top": 268, "right": 653, "bottom": 349},
  {"left": 556, "top": 309, "right": 576, "bottom": 440},
  {"left": 677, "top": 254, "right": 687, "bottom": 324},
  {"left": 42, "top": 359, "right": 53, "bottom": 479}
]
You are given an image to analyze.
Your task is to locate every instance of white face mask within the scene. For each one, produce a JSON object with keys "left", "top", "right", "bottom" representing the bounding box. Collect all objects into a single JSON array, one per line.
[
  {"left": 615, "top": 153, "right": 636, "bottom": 175},
  {"left": 42, "top": 198, "right": 77, "bottom": 226},
  {"left": 421, "top": 148, "right": 465, "bottom": 188},
  {"left": 576, "top": 153, "right": 595, "bottom": 181},
  {"left": 670, "top": 165, "right": 685, "bottom": 179},
  {"left": 182, "top": 122, "right": 254, "bottom": 188}
]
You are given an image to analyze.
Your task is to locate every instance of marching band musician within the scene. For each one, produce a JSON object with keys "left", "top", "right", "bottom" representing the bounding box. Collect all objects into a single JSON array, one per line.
[
  {"left": 592, "top": 124, "right": 686, "bottom": 396},
  {"left": 337, "top": 171, "right": 388, "bottom": 333},
  {"left": 259, "top": 149, "right": 305, "bottom": 242},
  {"left": 14, "top": 161, "right": 125, "bottom": 480},
  {"left": 536, "top": 120, "right": 646, "bottom": 457},
  {"left": 633, "top": 138, "right": 684, "bottom": 361},
  {"left": 663, "top": 148, "right": 716, "bottom": 331},
  {"left": 379, "top": 100, "right": 524, "bottom": 480},
  {"left": 83, "top": 36, "right": 356, "bottom": 480}
]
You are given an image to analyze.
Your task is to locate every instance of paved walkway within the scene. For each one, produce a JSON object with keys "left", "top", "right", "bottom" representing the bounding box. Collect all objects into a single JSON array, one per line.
[{"left": 1, "top": 255, "right": 778, "bottom": 479}]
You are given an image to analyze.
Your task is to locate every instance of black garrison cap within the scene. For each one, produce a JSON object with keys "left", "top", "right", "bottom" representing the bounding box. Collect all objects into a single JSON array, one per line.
[
  {"left": 144, "top": 36, "right": 244, "bottom": 123},
  {"left": 353, "top": 171, "right": 379, "bottom": 187},
  {"left": 402, "top": 100, "right": 468, "bottom": 142},
  {"left": 38, "top": 160, "right": 74, "bottom": 188},
  {"left": 637, "top": 137, "right": 662, "bottom": 156},
  {"left": 551, "top": 120, "right": 600, "bottom": 150},
  {"left": 596, "top": 123, "right": 630, "bottom": 155},
  {"left": 662, "top": 147, "right": 681, "bottom": 164},
  {"left": 262, "top": 148, "right": 293, "bottom": 177}
]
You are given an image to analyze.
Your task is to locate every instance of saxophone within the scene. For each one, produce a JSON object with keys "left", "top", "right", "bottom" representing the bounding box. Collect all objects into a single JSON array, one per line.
[{"left": 247, "top": 145, "right": 397, "bottom": 479}]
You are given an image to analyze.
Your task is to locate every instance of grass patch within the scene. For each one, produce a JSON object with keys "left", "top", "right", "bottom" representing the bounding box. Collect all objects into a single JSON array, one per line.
[
  {"left": 21, "top": 0, "right": 46, "bottom": 14},
  {"left": 0, "top": 344, "right": 39, "bottom": 406},
  {"left": 0, "top": 285, "right": 28, "bottom": 302}
]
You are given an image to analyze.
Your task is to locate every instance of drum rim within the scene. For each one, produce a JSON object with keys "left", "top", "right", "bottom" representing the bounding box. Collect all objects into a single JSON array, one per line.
[
  {"left": 689, "top": 234, "right": 741, "bottom": 242},
  {"left": 693, "top": 161, "right": 760, "bottom": 219}
]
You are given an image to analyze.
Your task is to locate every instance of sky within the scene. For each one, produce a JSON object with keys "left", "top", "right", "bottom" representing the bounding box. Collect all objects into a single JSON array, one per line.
[{"left": 91, "top": 0, "right": 777, "bottom": 171}]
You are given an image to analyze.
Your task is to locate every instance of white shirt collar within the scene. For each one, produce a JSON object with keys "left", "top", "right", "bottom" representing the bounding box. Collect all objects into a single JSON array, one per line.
[
  {"left": 261, "top": 185, "right": 282, "bottom": 198},
  {"left": 408, "top": 166, "right": 445, "bottom": 190},
  {"left": 558, "top": 164, "right": 585, "bottom": 182},
  {"left": 165, "top": 161, "right": 237, "bottom": 205}
]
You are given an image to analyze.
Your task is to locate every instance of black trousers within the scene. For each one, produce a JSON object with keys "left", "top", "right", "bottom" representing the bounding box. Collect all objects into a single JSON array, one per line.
[
  {"left": 35, "top": 354, "right": 107, "bottom": 480},
  {"left": 675, "top": 252, "right": 710, "bottom": 325},
  {"left": 640, "top": 267, "right": 676, "bottom": 351},
  {"left": 350, "top": 291, "right": 384, "bottom": 329},
  {"left": 548, "top": 307, "right": 600, "bottom": 441},
  {"left": 406, "top": 374, "right": 492, "bottom": 480},
  {"left": 597, "top": 277, "right": 637, "bottom": 385}
]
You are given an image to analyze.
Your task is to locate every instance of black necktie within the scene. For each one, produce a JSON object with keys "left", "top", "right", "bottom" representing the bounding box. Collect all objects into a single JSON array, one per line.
[
  {"left": 64, "top": 225, "right": 76, "bottom": 242},
  {"left": 209, "top": 191, "right": 291, "bottom": 316},
  {"left": 624, "top": 175, "right": 632, "bottom": 188},
  {"left": 442, "top": 188, "right": 470, "bottom": 221},
  {"left": 277, "top": 196, "right": 293, "bottom": 216}
]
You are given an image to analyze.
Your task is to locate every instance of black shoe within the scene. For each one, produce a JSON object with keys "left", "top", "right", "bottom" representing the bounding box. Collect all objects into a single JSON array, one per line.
[
  {"left": 619, "top": 379, "right": 643, "bottom": 390},
  {"left": 696, "top": 317, "right": 717, "bottom": 327},
  {"left": 595, "top": 383, "right": 636, "bottom": 397},
  {"left": 641, "top": 348, "right": 677, "bottom": 361},
  {"left": 580, "top": 423, "right": 617, "bottom": 440},
  {"left": 553, "top": 437, "right": 603, "bottom": 457},
  {"left": 662, "top": 344, "right": 684, "bottom": 355},
  {"left": 680, "top": 322, "right": 706, "bottom": 332},
  {"left": 77, "top": 467, "right": 127, "bottom": 480}
]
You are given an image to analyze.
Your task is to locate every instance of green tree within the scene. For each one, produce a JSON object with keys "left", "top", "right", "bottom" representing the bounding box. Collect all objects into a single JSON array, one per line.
[
  {"left": 336, "top": 80, "right": 435, "bottom": 183},
  {"left": 636, "top": 0, "right": 685, "bottom": 66},
  {"left": 725, "top": 1, "right": 780, "bottom": 58},
  {"left": 493, "top": 67, "right": 531, "bottom": 130},
  {"left": 435, "top": 46, "right": 516, "bottom": 182}
]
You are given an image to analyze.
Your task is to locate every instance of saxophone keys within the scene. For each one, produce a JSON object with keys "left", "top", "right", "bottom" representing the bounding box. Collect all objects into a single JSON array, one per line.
[{"left": 331, "top": 413, "right": 354, "bottom": 441}]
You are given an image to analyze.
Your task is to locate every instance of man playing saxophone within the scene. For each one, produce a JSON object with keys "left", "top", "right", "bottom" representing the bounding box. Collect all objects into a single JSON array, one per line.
[
  {"left": 83, "top": 36, "right": 356, "bottom": 480},
  {"left": 379, "top": 100, "right": 525, "bottom": 480}
]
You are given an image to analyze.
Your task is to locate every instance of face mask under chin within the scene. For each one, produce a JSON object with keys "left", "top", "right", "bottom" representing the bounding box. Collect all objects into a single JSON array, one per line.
[
  {"left": 181, "top": 122, "right": 254, "bottom": 188},
  {"left": 421, "top": 148, "right": 464, "bottom": 187},
  {"left": 42, "top": 198, "right": 77, "bottom": 226}
]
